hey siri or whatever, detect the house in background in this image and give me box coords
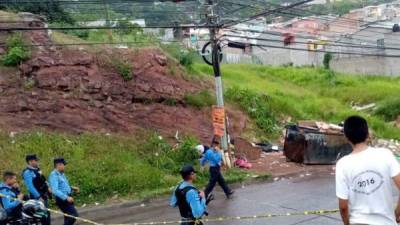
[329,21,400,76]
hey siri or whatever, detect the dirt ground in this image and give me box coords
[250,152,335,177]
[0,18,250,143]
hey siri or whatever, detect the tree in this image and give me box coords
[115,20,143,36]
[1,1,74,24]
[323,53,333,70]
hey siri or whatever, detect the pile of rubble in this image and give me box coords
[372,139,400,155]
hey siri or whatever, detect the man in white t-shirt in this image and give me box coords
[336,116,400,225]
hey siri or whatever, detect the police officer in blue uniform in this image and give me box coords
[49,157,79,225]
[170,165,206,225]
[201,139,234,199]
[22,154,51,225]
[0,171,24,221]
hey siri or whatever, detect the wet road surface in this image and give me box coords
[79,174,342,225]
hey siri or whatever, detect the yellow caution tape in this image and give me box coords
[0,193,339,225]
[0,193,101,225]
[109,209,340,225]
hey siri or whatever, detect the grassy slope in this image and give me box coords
[192,64,400,139]
[0,131,264,206]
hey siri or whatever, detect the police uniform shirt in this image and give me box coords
[170,181,206,219]
[49,169,72,201]
[22,167,42,199]
[0,183,21,213]
[200,148,223,167]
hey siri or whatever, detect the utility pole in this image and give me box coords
[103,0,113,42]
[206,0,230,165]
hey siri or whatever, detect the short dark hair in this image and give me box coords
[180,165,196,180]
[344,116,369,145]
[3,171,16,181]
[211,136,220,146]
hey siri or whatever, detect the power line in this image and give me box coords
[222,0,313,28]
[272,10,400,42]
[226,27,400,50]
[220,1,397,41]
[224,34,400,51]
[228,40,400,58]
[0,24,216,31]
[0,0,199,4]
[226,0,388,27]
[0,40,182,47]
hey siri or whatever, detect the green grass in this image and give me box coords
[192,64,400,139]
[111,58,133,81]
[374,97,400,122]
[0,131,266,206]
[184,90,214,109]
[1,33,31,66]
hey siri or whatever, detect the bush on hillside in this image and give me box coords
[184,90,214,108]
[0,132,203,203]
[323,53,333,69]
[225,86,277,134]
[115,20,143,36]
[1,33,30,66]
[2,47,30,66]
[111,58,133,81]
[374,97,400,121]
[3,2,74,24]
[178,50,196,69]
[161,44,201,69]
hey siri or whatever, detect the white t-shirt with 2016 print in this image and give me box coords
[336,147,400,225]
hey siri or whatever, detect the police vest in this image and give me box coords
[175,184,198,219]
[0,186,18,207]
[22,168,49,197]
[0,188,6,222]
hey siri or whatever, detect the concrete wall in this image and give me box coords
[224,32,325,66]
[331,56,388,76]
[330,28,400,76]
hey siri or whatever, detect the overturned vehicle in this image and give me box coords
[284,121,352,165]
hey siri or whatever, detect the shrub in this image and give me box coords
[6,33,25,49]
[163,98,178,106]
[1,33,30,66]
[179,50,195,68]
[111,59,133,81]
[0,131,251,204]
[184,90,214,108]
[225,86,276,134]
[135,133,199,173]
[2,47,30,66]
[374,97,400,121]
[323,53,333,69]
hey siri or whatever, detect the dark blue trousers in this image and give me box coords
[204,166,231,197]
[55,197,79,225]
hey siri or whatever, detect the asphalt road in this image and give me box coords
[74,173,343,225]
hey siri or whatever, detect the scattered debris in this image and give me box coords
[298,120,343,133]
[9,131,16,138]
[253,142,283,153]
[234,157,252,169]
[352,103,376,112]
[372,139,400,154]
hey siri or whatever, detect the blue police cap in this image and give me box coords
[25,154,38,163]
[54,157,67,165]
